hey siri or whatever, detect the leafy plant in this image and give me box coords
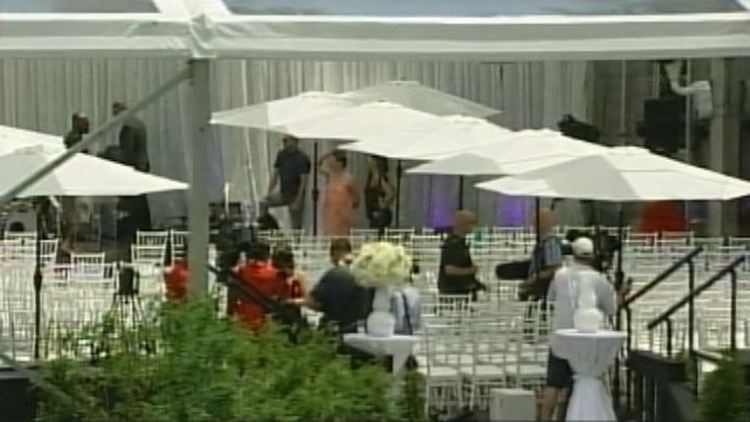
[36,299,422,422]
[700,353,750,422]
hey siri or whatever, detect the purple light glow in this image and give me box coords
[496,195,528,227]
[426,175,455,228]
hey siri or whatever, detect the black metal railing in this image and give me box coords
[627,350,696,422]
[617,247,702,413]
[647,255,744,357]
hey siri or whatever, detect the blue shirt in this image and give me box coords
[274,148,311,201]
[528,235,564,278]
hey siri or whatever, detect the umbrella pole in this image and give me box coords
[395,160,403,227]
[33,199,44,361]
[312,143,319,236]
[616,205,625,289]
[534,198,541,244]
[458,176,465,210]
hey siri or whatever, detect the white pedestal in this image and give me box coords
[489,388,536,422]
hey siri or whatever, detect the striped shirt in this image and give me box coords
[528,235,564,278]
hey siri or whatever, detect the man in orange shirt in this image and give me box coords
[233,241,287,330]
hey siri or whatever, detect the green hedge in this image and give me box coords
[36,299,424,422]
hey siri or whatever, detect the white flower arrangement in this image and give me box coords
[350,241,413,289]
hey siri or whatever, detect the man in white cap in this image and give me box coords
[540,236,617,421]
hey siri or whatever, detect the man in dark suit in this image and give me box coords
[112,102,151,250]
[112,102,149,172]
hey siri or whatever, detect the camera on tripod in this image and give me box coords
[116,264,141,296]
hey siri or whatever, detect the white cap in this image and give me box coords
[572,237,594,257]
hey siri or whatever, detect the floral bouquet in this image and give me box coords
[350,241,412,289]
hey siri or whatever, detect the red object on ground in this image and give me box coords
[638,201,687,233]
[164,260,189,302]
[234,262,286,329]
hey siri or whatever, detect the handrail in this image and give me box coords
[647,255,744,355]
[622,247,703,308]
[618,247,702,413]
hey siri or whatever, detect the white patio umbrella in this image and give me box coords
[211,91,358,234]
[475,146,750,202]
[348,80,500,118]
[0,145,188,361]
[0,146,188,197]
[0,124,64,155]
[340,115,513,160]
[212,83,500,230]
[339,115,513,212]
[276,101,444,140]
[405,129,607,207]
[476,145,750,289]
[210,91,354,129]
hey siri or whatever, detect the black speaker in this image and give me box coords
[639,96,685,154]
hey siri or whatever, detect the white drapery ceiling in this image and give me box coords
[2,0,750,60]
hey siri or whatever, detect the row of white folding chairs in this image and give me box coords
[416,299,551,412]
[0,238,58,267]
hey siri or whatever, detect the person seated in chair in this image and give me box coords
[164,243,189,303]
[306,238,369,334]
[233,241,287,330]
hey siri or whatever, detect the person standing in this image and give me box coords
[438,210,484,298]
[540,237,617,421]
[520,208,564,301]
[113,102,149,172]
[262,136,311,230]
[61,113,90,253]
[364,155,395,233]
[112,102,152,254]
[319,150,359,237]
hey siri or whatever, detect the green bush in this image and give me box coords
[36,299,422,422]
[700,353,750,422]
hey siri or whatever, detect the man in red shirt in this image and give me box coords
[233,241,287,330]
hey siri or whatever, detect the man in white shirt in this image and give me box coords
[540,237,616,422]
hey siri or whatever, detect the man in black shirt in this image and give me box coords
[61,113,90,253]
[308,239,369,333]
[261,136,311,230]
[438,210,484,297]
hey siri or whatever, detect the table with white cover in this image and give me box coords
[551,329,626,422]
[343,333,419,374]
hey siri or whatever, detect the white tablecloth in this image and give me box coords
[343,333,419,374]
[551,329,626,422]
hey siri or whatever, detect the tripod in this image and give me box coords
[110,264,144,327]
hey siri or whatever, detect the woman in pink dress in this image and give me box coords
[319,150,359,236]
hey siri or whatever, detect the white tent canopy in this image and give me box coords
[0,0,195,57]
[3,0,750,60]
[198,0,750,61]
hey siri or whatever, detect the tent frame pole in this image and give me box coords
[187,59,212,296]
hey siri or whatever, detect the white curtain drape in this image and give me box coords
[0,57,591,231]
[0,58,211,230]
[213,59,593,230]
